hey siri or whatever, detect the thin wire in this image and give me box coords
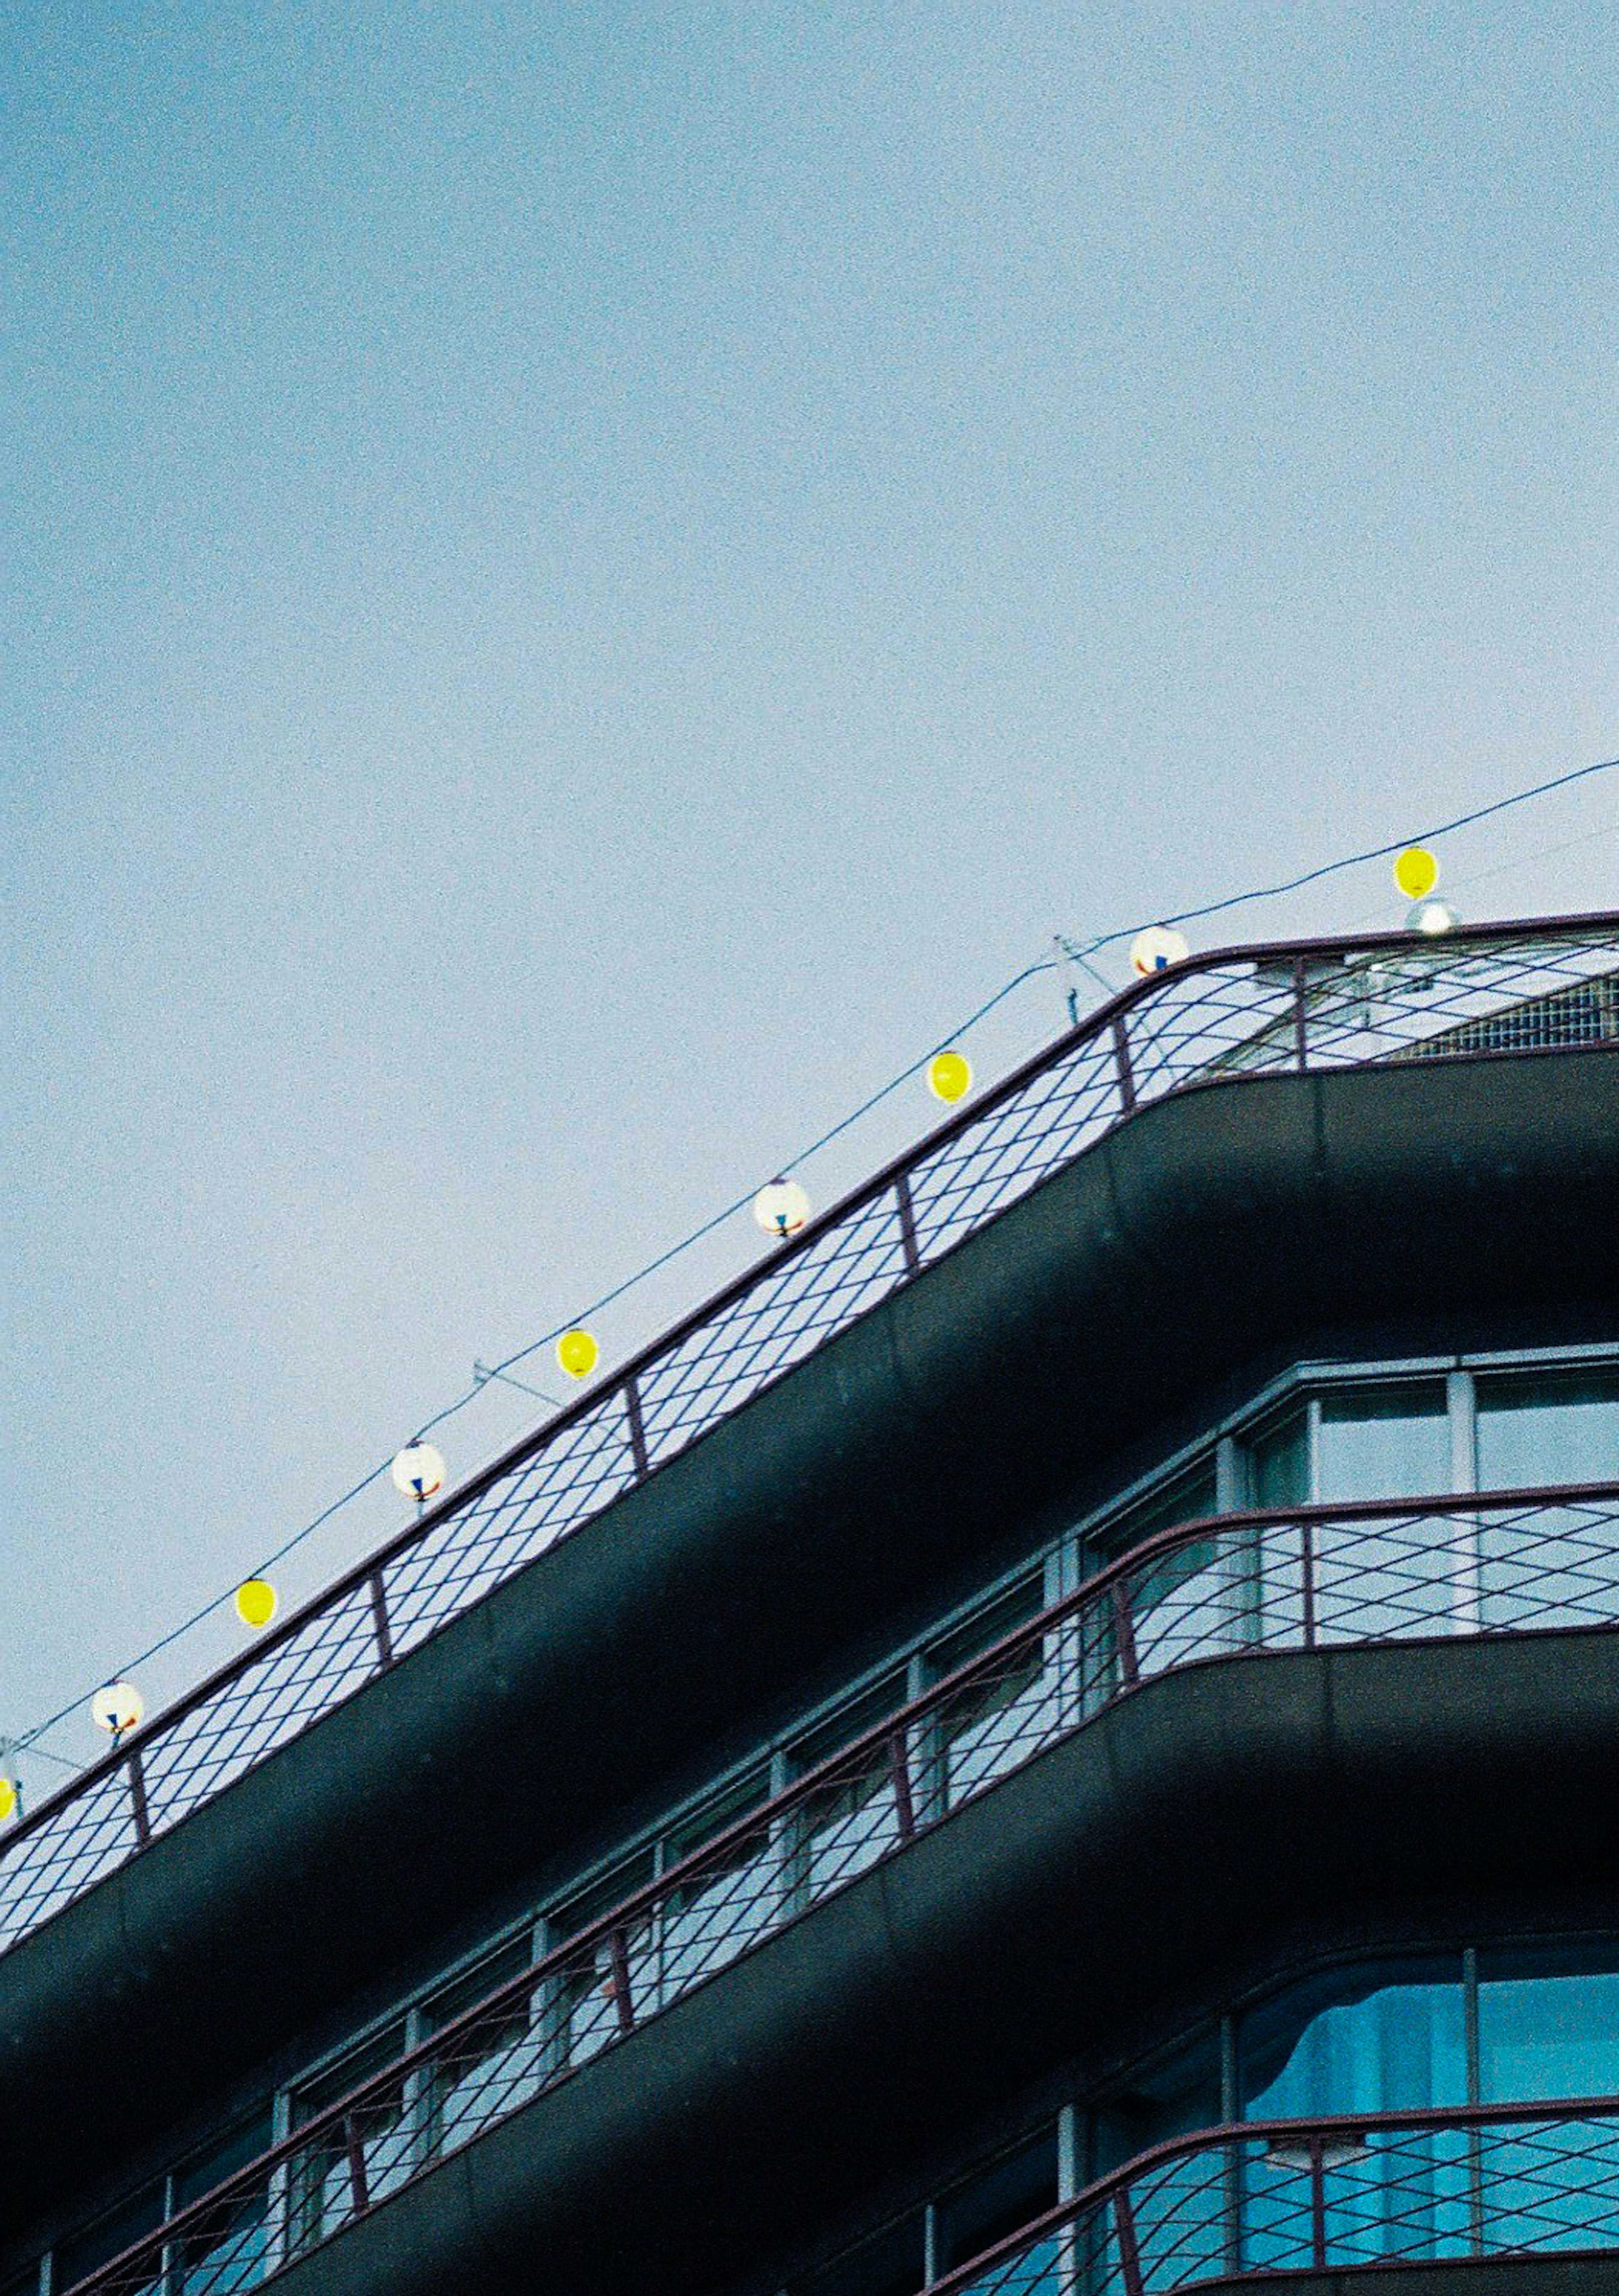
[17,750,1617,1759]
[1065,752,1619,959]
[487,957,1057,1379]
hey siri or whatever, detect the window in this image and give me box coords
[1241,1961,1466,2120]
[934,2130,1060,2286]
[1477,1944,1619,2103]
[172,2110,276,2296]
[793,2213,925,2296]
[1250,1410,1309,1509]
[926,1578,1053,1813]
[547,1854,657,2070]
[1476,1369,1619,1490]
[1317,1383,1450,1504]
[288,2024,411,2250]
[790,1674,910,1906]
[423,1939,539,2162]
[53,2182,166,2296]
[659,1768,776,1998]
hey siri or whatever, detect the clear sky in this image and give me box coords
[3,1,1617,1781]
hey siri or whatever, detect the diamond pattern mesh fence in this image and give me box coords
[3,924,1615,1963]
[927,2102,1619,2296]
[54,1480,1619,2296]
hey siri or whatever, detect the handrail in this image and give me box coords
[55,1478,1619,2296]
[922,2089,1619,2296]
[5,911,1617,1955]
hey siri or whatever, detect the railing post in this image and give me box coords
[345,2115,370,2217]
[624,1375,651,1481]
[368,1569,395,1671]
[1113,2184,1146,2296]
[1309,2132,1327,2270]
[1293,954,1309,1072]
[607,1925,635,2036]
[1299,1523,1316,1651]
[1112,1015,1137,1113]
[893,1170,922,1276]
[889,1731,917,1842]
[1111,1579,1140,1692]
[1223,2136,1243,2280]
[126,1745,151,1848]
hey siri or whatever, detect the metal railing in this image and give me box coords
[924,2092,1619,2295]
[4,914,1617,1959]
[56,1479,1619,2296]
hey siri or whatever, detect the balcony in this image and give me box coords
[48,1479,1619,2296]
[3,914,1618,1970]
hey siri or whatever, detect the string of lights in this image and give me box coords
[11,750,1617,1776]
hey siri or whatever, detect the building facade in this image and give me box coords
[3,916,1619,2296]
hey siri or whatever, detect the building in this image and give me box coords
[4,912,1619,2296]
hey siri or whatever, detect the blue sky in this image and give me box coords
[3,0,1617,1775]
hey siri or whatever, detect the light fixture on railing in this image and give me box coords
[1393,846,1440,900]
[1130,926,1190,976]
[1408,897,1458,936]
[556,1328,600,1380]
[391,1442,446,1506]
[753,1177,810,1241]
[234,1579,278,1630]
[927,1050,973,1105]
[0,1775,15,1823]
[91,1681,144,1744]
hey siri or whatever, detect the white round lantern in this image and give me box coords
[1408,898,1458,937]
[753,1176,810,1240]
[1130,926,1190,977]
[91,1681,144,1737]
[391,1442,446,1502]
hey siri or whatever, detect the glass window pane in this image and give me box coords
[935,2130,1059,2275]
[172,2108,278,2296]
[927,1579,1059,1812]
[1478,1951,1619,2101]
[1242,1962,1466,2118]
[290,2023,411,2246]
[1090,1463,1218,1569]
[1317,1383,1450,1503]
[54,2183,167,2294]
[1250,1411,1309,1509]
[547,1856,656,2069]
[1476,1370,1619,1491]
[425,1939,539,2158]
[793,2212,925,2296]
[660,1779,778,2001]
[1476,1947,1619,2253]
[177,2183,273,2296]
[1240,1963,1469,2277]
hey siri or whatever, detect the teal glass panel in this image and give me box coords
[1477,1373,1619,1627]
[793,2212,923,2296]
[1317,1383,1450,1503]
[1477,1952,1619,2252]
[1313,1386,1455,1642]
[1240,1964,1467,2274]
[1250,1411,1309,1509]
[935,2130,1059,2284]
[1476,1370,1619,1490]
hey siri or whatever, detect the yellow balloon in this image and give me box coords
[235,1578,278,1629]
[1393,846,1439,900]
[0,1778,15,1823]
[557,1327,600,1380]
[928,1051,973,1105]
